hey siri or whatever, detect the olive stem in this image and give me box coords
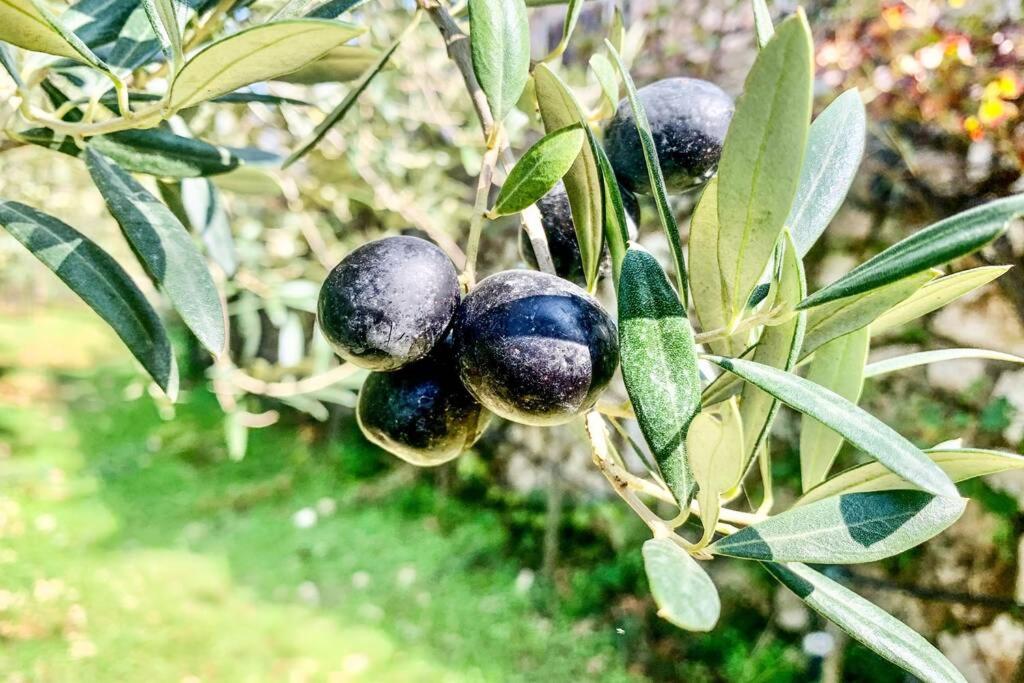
[693,305,784,345]
[462,125,502,286]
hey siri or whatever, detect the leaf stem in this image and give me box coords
[462,124,502,287]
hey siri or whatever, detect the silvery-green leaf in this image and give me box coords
[789,89,866,257]
[751,0,773,48]
[273,45,380,84]
[643,538,720,632]
[871,265,1011,335]
[687,399,744,541]
[492,124,585,216]
[764,562,967,683]
[606,41,688,301]
[85,148,226,357]
[864,348,1024,378]
[710,490,964,563]
[0,200,177,398]
[589,53,618,112]
[168,19,364,111]
[0,0,109,69]
[534,64,604,289]
[141,0,183,68]
[800,195,1024,310]
[800,327,869,491]
[716,12,813,321]
[157,178,238,277]
[620,247,701,507]
[740,231,805,468]
[589,127,628,287]
[468,0,530,123]
[798,447,1024,506]
[801,270,934,357]
[706,356,958,497]
[61,0,140,48]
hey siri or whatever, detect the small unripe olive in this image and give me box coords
[452,270,619,426]
[519,180,640,283]
[357,338,491,466]
[604,77,734,195]
[318,236,459,371]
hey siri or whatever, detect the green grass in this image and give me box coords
[0,308,640,682]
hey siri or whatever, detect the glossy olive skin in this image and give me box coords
[519,180,640,283]
[357,338,492,466]
[318,236,460,371]
[452,270,619,426]
[604,77,734,195]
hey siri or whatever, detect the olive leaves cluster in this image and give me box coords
[467,2,1023,682]
[2,1,1024,681]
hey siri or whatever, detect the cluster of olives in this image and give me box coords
[317,77,733,465]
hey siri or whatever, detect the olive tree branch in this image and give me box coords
[417,0,556,276]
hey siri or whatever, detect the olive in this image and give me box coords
[452,270,619,426]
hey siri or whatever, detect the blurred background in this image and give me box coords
[3,0,1024,680]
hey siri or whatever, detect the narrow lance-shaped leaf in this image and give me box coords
[468,0,530,123]
[0,42,23,87]
[142,0,184,69]
[85,148,227,357]
[800,327,869,491]
[606,41,688,302]
[286,13,419,167]
[305,0,368,18]
[0,200,178,398]
[751,0,774,48]
[765,562,968,683]
[789,89,866,257]
[643,538,720,632]
[687,399,745,544]
[864,348,1024,378]
[801,270,934,357]
[61,0,140,48]
[740,232,806,469]
[491,125,585,216]
[0,0,110,69]
[168,19,364,112]
[710,490,965,564]
[274,46,381,85]
[589,53,618,113]
[799,194,1024,310]
[158,178,239,277]
[534,64,604,290]
[717,12,813,321]
[871,265,1011,335]
[705,356,958,497]
[588,127,629,288]
[620,247,701,507]
[799,447,1024,506]
[545,0,584,61]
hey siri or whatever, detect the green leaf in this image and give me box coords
[751,0,774,48]
[468,0,530,123]
[606,41,688,302]
[492,125,585,216]
[690,178,743,356]
[740,232,806,468]
[285,13,416,167]
[0,200,178,398]
[801,270,934,358]
[717,12,813,321]
[864,348,1024,378]
[589,127,629,288]
[273,45,380,84]
[0,0,109,68]
[871,265,1011,335]
[546,0,583,61]
[141,0,183,69]
[799,194,1024,310]
[85,148,226,357]
[106,4,163,72]
[305,0,367,18]
[799,448,1024,506]
[158,178,238,277]
[643,538,720,632]
[620,247,701,507]
[710,490,965,563]
[687,398,745,542]
[0,42,24,87]
[61,0,140,48]
[800,327,869,491]
[764,562,967,683]
[589,53,618,113]
[789,89,866,257]
[168,19,364,111]
[534,64,604,290]
[706,356,958,497]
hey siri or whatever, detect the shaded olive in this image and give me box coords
[452,270,619,426]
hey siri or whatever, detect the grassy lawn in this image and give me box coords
[0,308,640,682]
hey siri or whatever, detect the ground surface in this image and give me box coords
[0,307,639,682]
